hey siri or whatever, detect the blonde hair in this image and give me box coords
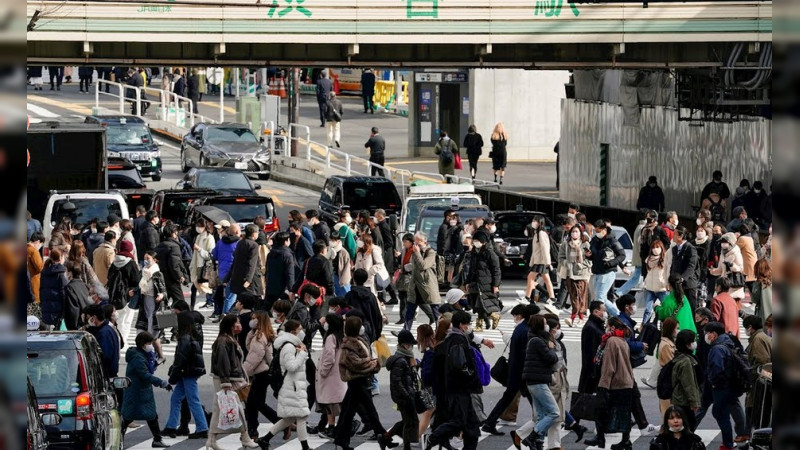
[491,122,507,141]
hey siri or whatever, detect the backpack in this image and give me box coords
[267,342,295,396]
[657,359,676,400]
[726,335,754,395]
[472,347,491,386]
[439,139,454,165]
[425,248,447,285]
[107,268,127,310]
[709,197,725,223]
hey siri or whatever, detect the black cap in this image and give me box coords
[648,176,657,183]
[107,214,121,224]
[396,330,417,346]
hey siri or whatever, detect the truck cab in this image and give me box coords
[400,183,482,233]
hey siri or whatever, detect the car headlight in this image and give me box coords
[255,149,271,160]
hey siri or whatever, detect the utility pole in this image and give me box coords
[288,68,301,156]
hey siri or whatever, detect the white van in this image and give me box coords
[400,183,482,233]
[43,191,129,247]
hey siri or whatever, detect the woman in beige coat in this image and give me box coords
[710,232,745,301]
[656,317,679,416]
[190,218,216,301]
[643,239,672,325]
[524,215,555,303]
[558,225,592,327]
[354,234,386,297]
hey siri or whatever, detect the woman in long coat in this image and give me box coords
[315,313,347,437]
[122,332,171,448]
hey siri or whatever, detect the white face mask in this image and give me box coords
[754,189,761,194]
[630,305,638,315]
[568,213,576,219]
[331,241,341,250]
[465,325,473,334]
[143,259,152,268]
[489,225,497,234]
[196,227,205,234]
[323,323,329,332]
[449,219,457,227]
[696,231,707,240]
[544,325,550,333]
[112,312,119,322]
[602,311,609,321]
[249,319,258,330]
[571,232,581,240]
[356,240,365,249]
[473,241,484,249]
[144,344,155,353]
[673,219,679,227]
[345,215,353,224]
[704,334,713,345]
[554,330,563,340]
[669,426,685,433]
[689,342,698,351]
[696,218,704,226]
[721,242,731,251]
[297,330,306,342]
[359,326,366,336]
[652,247,662,256]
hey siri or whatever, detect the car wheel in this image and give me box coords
[180,147,189,173]
[258,173,271,181]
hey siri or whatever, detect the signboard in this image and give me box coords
[415,72,467,83]
[415,73,441,83]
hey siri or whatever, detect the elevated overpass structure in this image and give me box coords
[27,0,771,67]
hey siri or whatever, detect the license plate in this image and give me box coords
[234,162,248,170]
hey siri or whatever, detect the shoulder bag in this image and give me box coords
[490,341,510,386]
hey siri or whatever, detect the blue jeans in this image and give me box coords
[527,383,560,438]
[616,266,642,296]
[166,377,208,432]
[333,274,351,297]
[712,388,744,448]
[222,284,237,314]
[643,290,668,325]
[593,272,619,317]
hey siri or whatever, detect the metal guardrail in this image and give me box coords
[95,79,212,127]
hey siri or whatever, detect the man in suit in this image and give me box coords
[316,69,333,127]
[361,68,376,114]
[670,226,700,311]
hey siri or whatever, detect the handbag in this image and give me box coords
[569,392,601,421]
[374,334,391,366]
[490,340,510,386]
[454,152,463,170]
[155,309,178,329]
[203,259,219,289]
[234,382,251,402]
[297,260,325,307]
[639,315,661,356]
[375,264,391,290]
[728,271,746,288]
[413,370,435,413]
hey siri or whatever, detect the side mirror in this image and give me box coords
[41,412,62,426]
[112,377,131,390]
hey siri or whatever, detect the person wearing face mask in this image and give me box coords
[406,231,442,329]
[314,314,346,438]
[742,315,771,433]
[327,233,352,297]
[256,319,312,450]
[84,304,121,378]
[524,215,556,306]
[382,330,421,450]
[653,317,679,415]
[668,330,703,432]
[353,234,386,297]
[465,230,502,332]
[700,170,731,213]
[289,222,314,279]
[208,315,259,449]
[637,175,666,213]
[578,301,607,397]
[559,224,592,327]
[441,212,465,284]
[589,221,626,317]
[27,231,45,304]
[241,311,279,439]
[334,210,358,260]
[394,233,416,326]
[695,209,714,235]
[743,180,768,226]
[189,218,216,308]
[427,311,482,450]
[640,210,671,280]
[660,211,679,241]
[693,226,712,303]
[670,227,700,312]
[542,317,577,450]
[121,331,172,448]
[643,239,672,327]
[334,316,387,450]
[163,312,209,440]
[709,233,745,303]
[135,251,166,362]
[616,210,649,299]
[584,318,635,450]
[702,321,748,450]
[649,406,705,450]
[39,248,69,329]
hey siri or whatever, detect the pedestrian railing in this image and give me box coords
[95,79,204,127]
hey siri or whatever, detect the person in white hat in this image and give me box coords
[215,219,231,231]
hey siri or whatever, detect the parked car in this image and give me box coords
[27,331,129,450]
[494,210,556,273]
[180,122,271,180]
[415,204,493,252]
[85,115,162,181]
[151,188,220,227]
[108,157,146,190]
[318,176,402,226]
[43,191,129,250]
[28,377,62,450]
[610,225,635,287]
[175,167,262,196]
[189,194,280,235]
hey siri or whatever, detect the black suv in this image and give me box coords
[85,115,162,181]
[28,377,62,450]
[108,157,147,190]
[318,176,402,226]
[189,194,280,235]
[494,210,555,273]
[151,189,220,227]
[27,332,129,450]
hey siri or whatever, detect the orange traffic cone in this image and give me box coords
[277,76,287,99]
[268,77,276,95]
[333,75,341,95]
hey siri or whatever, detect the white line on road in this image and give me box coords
[26,102,59,118]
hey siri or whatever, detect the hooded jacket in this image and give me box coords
[386,352,417,406]
[63,278,92,330]
[39,263,68,326]
[108,254,141,292]
[122,347,168,421]
[339,335,379,382]
[273,331,310,418]
[212,234,239,281]
[436,329,482,395]
[345,285,383,342]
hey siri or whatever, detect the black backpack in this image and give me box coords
[656,359,676,400]
[726,334,754,395]
[439,139,454,164]
[709,197,725,223]
[267,342,295,397]
[106,269,127,310]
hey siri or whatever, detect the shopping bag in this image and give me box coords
[216,389,243,431]
[569,392,601,422]
[490,355,509,386]
[374,334,391,366]
[454,152,463,170]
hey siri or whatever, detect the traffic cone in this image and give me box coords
[333,75,341,95]
[277,76,287,99]
[268,77,276,95]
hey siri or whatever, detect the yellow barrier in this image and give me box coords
[373,80,409,110]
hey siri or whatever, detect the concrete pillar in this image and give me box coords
[394,71,404,106]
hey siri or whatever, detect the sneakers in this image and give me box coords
[161,428,177,438]
[640,377,656,389]
[497,419,517,426]
[640,424,659,436]
[151,441,169,448]
[564,317,574,327]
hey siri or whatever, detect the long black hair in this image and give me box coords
[324,313,344,347]
[660,405,696,436]
[668,273,686,310]
[177,311,197,340]
[218,314,238,337]
[532,215,547,242]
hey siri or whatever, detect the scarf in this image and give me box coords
[402,247,413,266]
[647,253,664,270]
[593,329,626,365]
[695,236,708,245]
[396,345,415,359]
[568,239,584,264]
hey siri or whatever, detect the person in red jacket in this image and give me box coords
[710,277,740,339]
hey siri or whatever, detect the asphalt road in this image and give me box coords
[26,82,736,450]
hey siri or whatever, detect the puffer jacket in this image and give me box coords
[644,250,672,293]
[211,334,245,382]
[169,333,206,383]
[706,333,738,390]
[39,263,68,326]
[212,234,239,281]
[386,353,417,407]
[273,331,310,418]
[528,229,552,266]
[243,330,273,377]
[465,245,501,295]
[122,347,168,421]
[590,233,626,275]
[522,332,559,385]
[558,239,592,281]
[339,336,379,382]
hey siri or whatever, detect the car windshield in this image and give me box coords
[343,182,401,212]
[405,197,481,232]
[496,214,535,239]
[418,208,491,251]
[52,199,123,228]
[106,123,152,146]
[196,172,252,191]
[109,168,144,189]
[207,127,258,143]
[27,351,81,398]
[211,201,274,223]
[612,228,633,250]
[162,197,197,225]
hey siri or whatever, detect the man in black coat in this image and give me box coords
[155,224,189,304]
[465,231,502,330]
[316,69,333,127]
[265,232,296,311]
[306,210,330,244]
[63,264,92,330]
[187,69,200,114]
[364,127,386,177]
[375,209,400,305]
[636,176,666,212]
[345,269,383,343]
[137,210,160,258]
[670,226,700,311]
[578,301,606,395]
[228,224,261,307]
[295,240,334,295]
[360,68,376,114]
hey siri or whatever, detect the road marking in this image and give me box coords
[28,94,94,115]
[382,159,438,165]
[199,101,236,114]
[26,102,59,118]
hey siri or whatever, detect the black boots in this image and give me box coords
[257,431,274,449]
[521,431,543,450]
[610,440,632,450]
[567,423,588,442]
[584,435,606,448]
